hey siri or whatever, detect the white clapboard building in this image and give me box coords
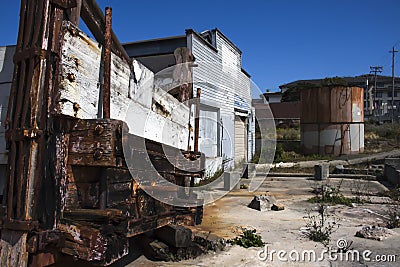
[124,28,255,174]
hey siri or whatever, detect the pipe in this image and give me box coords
[194,88,201,152]
[103,7,112,119]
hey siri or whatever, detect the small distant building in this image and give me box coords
[269,101,301,127]
[263,91,282,103]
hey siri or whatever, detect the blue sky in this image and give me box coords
[1,0,399,91]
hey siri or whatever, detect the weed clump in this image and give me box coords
[302,205,339,246]
[228,229,265,248]
[386,205,400,229]
[308,179,361,206]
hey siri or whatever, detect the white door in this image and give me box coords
[234,115,247,163]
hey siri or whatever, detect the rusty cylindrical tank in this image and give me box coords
[300,86,364,155]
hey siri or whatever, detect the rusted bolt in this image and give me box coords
[74,58,80,68]
[67,73,75,82]
[94,124,104,135]
[73,103,80,112]
[93,148,103,160]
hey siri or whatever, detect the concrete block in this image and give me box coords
[149,240,170,261]
[248,195,276,211]
[193,231,226,252]
[242,163,256,178]
[384,158,400,186]
[223,171,240,191]
[355,226,392,241]
[314,164,329,180]
[271,203,285,211]
[154,225,192,248]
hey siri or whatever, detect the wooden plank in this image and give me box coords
[61,241,95,262]
[74,182,99,208]
[58,222,105,249]
[0,230,28,267]
[68,153,116,166]
[104,168,132,183]
[69,135,114,154]
[107,182,131,206]
[57,23,190,150]
[63,209,125,222]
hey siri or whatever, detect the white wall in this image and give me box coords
[189,31,252,169]
[0,45,15,195]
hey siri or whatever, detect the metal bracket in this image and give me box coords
[13,47,51,63]
[2,219,39,231]
[5,128,43,142]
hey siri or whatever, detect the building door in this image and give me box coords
[199,106,220,158]
[234,115,247,163]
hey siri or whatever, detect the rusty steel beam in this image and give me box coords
[81,0,131,63]
[68,0,82,26]
[103,7,112,119]
[50,0,77,9]
[194,88,201,152]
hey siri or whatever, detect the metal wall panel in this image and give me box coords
[350,124,360,152]
[301,86,364,155]
[301,88,318,123]
[0,46,14,166]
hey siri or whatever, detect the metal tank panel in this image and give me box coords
[300,86,364,155]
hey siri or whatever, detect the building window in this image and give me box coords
[388,91,398,97]
[376,92,383,98]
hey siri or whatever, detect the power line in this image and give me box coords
[371,40,400,74]
[370,66,383,117]
[389,47,398,123]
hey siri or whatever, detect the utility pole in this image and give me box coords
[370,66,383,119]
[390,47,398,124]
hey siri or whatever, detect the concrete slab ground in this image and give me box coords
[126,176,400,267]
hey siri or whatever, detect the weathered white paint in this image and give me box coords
[301,124,320,150]
[199,107,219,157]
[247,107,256,161]
[360,124,365,150]
[204,157,223,178]
[189,30,252,169]
[58,24,189,150]
[301,123,364,154]
[352,103,362,122]
[350,124,360,152]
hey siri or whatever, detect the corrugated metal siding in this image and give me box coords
[0,46,15,165]
[190,32,251,165]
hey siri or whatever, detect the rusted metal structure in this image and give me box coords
[0,0,204,266]
[300,86,364,155]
